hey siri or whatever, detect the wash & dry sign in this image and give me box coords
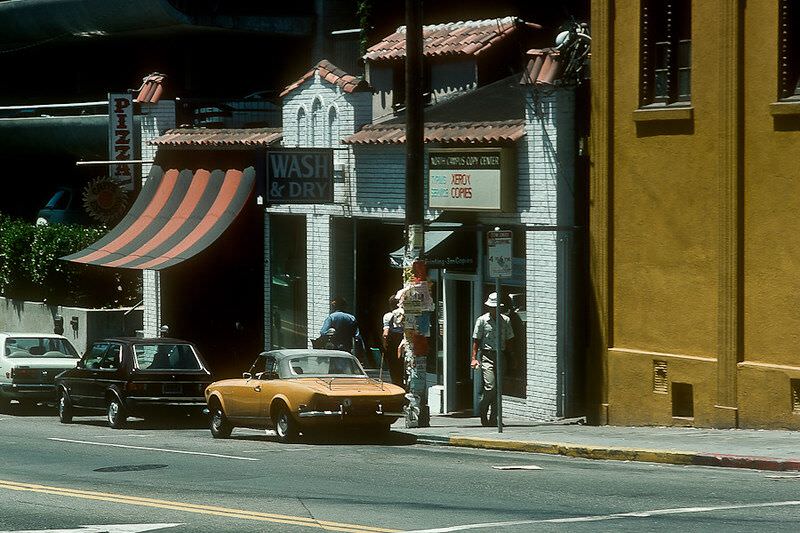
[266,148,333,204]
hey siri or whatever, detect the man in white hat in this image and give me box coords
[470,292,514,426]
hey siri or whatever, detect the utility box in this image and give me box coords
[428,384,445,415]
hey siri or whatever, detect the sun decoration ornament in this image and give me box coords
[82,176,129,224]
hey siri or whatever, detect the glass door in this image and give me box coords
[444,276,477,413]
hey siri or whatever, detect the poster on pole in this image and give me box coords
[487,230,513,278]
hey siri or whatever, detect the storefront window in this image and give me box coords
[270,215,307,349]
[481,284,526,399]
[482,227,526,399]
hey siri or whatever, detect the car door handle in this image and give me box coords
[254,385,261,392]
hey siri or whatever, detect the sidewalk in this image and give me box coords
[393,414,800,472]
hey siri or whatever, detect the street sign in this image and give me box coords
[487,230,513,278]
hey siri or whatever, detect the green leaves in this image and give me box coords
[0,214,140,307]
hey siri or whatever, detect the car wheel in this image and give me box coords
[274,403,298,443]
[209,404,232,439]
[58,390,73,424]
[106,397,127,429]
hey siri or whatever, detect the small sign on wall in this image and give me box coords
[428,148,515,211]
[265,148,334,204]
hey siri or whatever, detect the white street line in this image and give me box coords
[404,499,800,532]
[92,434,152,439]
[491,465,542,471]
[0,523,183,533]
[48,438,258,461]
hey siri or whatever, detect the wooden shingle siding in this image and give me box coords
[352,145,406,217]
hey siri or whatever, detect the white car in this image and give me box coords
[0,333,80,411]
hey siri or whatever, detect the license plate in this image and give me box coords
[162,383,181,394]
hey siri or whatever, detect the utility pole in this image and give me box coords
[400,0,430,428]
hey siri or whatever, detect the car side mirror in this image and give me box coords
[76,360,84,369]
[242,372,252,380]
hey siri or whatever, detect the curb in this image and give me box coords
[412,435,800,472]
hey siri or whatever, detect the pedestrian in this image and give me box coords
[382,295,405,386]
[319,296,365,357]
[470,292,514,427]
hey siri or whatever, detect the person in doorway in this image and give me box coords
[471,292,514,426]
[320,296,365,357]
[382,295,405,386]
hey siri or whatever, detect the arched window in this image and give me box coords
[327,106,338,147]
[296,107,307,147]
[310,98,323,147]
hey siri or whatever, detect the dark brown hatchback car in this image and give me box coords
[55,337,213,428]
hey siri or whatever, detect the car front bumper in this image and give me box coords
[298,408,405,419]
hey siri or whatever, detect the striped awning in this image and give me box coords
[62,165,255,270]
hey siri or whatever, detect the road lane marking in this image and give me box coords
[490,465,542,470]
[92,434,153,438]
[48,438,258,462]
[1,523,182,533]
[403,499,800,531]
[0,480,399,533]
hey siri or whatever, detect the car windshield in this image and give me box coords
[5,337,79,359]
[134,343,203,370]
[44,189,70,210]
[287,355,365,377]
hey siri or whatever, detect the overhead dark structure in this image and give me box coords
[62,165,254,270]
[389,224,476,270]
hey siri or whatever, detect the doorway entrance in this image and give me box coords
[444,275,480,413]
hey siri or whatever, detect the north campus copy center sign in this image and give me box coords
[428,148,514,211]
[266,148,333,204]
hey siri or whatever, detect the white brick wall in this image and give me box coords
[306,214,331,343]
[139,101,175,337]
[498,86,576,421]
[139,101,176,182]
[142,270,160,337]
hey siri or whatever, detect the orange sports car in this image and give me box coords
[204,349,406,442]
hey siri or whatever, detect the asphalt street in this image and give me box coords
[1,405,799,532]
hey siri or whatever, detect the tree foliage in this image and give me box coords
[0,214,140,308]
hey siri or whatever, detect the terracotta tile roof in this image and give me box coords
[280,59,371,98]
[150,128,282,147]
[134,72,166,104]
[364,17,540,61]
[342,119,524,145]
[521,49,563,85]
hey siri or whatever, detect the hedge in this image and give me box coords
[0,214,140,308]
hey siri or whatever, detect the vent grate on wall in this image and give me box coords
[653,360,668,393]
[792,379,800,414]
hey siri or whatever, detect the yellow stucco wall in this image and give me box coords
[594,0,800,428]
[742,5,800,369]
[611,3,719,357]
[608,349,717,427]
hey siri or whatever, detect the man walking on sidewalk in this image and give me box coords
[471,292,514,427]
